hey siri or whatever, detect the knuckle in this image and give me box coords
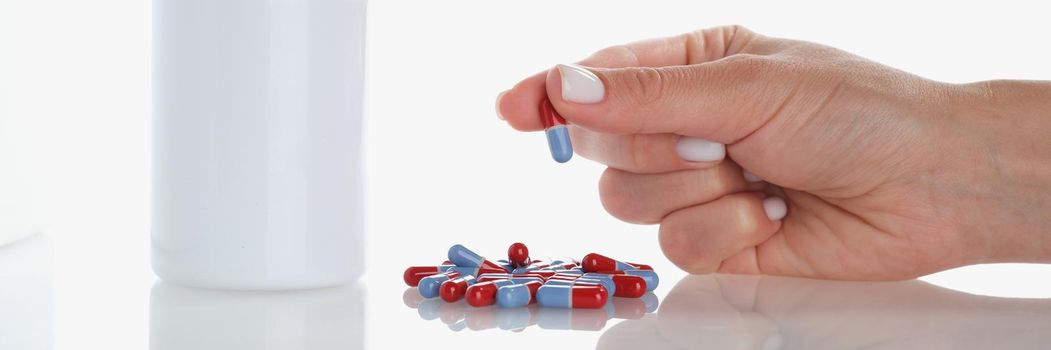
[598,168,659,224]
[616,67,667,108]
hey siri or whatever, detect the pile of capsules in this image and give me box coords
[403,243,659,309]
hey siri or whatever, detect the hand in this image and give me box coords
[497,26,1051,280]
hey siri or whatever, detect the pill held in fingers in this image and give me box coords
[540,98,573,163]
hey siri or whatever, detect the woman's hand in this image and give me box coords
[497,26,1051,280]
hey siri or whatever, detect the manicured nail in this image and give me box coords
[557,64,605,104]
[743,170,762,183]
[762,197,787,221]
[676,136,726,162]
[495,90,508,121]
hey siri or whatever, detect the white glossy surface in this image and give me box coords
[152,0,367,289]
[4,0,1051,348]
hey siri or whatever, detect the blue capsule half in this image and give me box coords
[448,244,485,267]
[546,125,573,163]
[496,284,532,308]
[418,273,455,298]
[579,274,617,296]
[547,278,615,297]
[536,284,573,308]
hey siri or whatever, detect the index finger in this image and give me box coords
[498,26,756,131]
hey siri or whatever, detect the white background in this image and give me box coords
[2,0,1051,349]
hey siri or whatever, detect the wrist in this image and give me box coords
[948,80,1051,263]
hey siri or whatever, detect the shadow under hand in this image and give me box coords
[403,288,658,332]
[150,282,365,350]
[597,274,1051,350]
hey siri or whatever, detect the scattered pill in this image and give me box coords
[595,269,659,291]
[406,243,659,332]
[439,275,477,302]
[418,271,461,298]
[536,284,608,309]
[448,244,508,272]
[495,280,542,308]
[507,242,531,268]
[466,279,516,307]
[403,265,455,287]
[581,253,636,272]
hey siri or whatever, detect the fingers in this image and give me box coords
[546,56,788,143]
[658,193,786,274]
[570,130,725,173]
[598,163,764,224]
[498,25,764,133]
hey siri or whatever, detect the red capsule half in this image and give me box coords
[403,265,452,287]
[581,253,635,272]
[440,275,477,302]
[610,274,647,298]
[465,280,514,307]
[507,242,531,268]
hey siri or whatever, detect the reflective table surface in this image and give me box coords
[4,234,1051,350]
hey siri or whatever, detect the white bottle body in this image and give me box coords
[152,0,366,290]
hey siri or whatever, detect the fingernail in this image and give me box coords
[676,136,726,162]
[743,170,762,183]
[557,64,605,104]
[762,197,787,221]
[495,90,508,121]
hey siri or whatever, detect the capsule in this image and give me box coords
[626,262,653,271]
[585,273,647,298]
[581,253,637,272]
[447,244,507,272]
[465,279,515,307]
[507,242,531,268]
[540,262,578,270]
[445,266,508,279]
[594,269,659,291]
[418,271,461,298]
[496,280,543,308]
[545,277,615,297]
[439,275,477,302]
[403,265,455,287]
[523,270,556,280]
[536,284,608,309]
[540,98,573,163]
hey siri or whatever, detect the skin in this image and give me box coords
[497,26,1051,280]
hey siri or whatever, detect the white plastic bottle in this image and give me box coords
[152,0,367,290]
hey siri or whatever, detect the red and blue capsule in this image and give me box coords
[403,264,455,287]
[496,280,543,308]
[540,98,573,163]
[465,279,516,307]
[418,271,461,298]
[439,275,478,302]
[581,253,637,272]
[448,244,508,273]
[536,284,608,309]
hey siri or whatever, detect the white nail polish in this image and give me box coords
[495,90,508,121]
[743,170,762,183]
[676,136,726,162]
[763,197,787,221]
[557,64,605,104]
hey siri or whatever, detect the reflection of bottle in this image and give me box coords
[150,282,365,350]
[0,58,46,246]
[152,0,367,289]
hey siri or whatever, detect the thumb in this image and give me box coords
[545,58,789,144]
